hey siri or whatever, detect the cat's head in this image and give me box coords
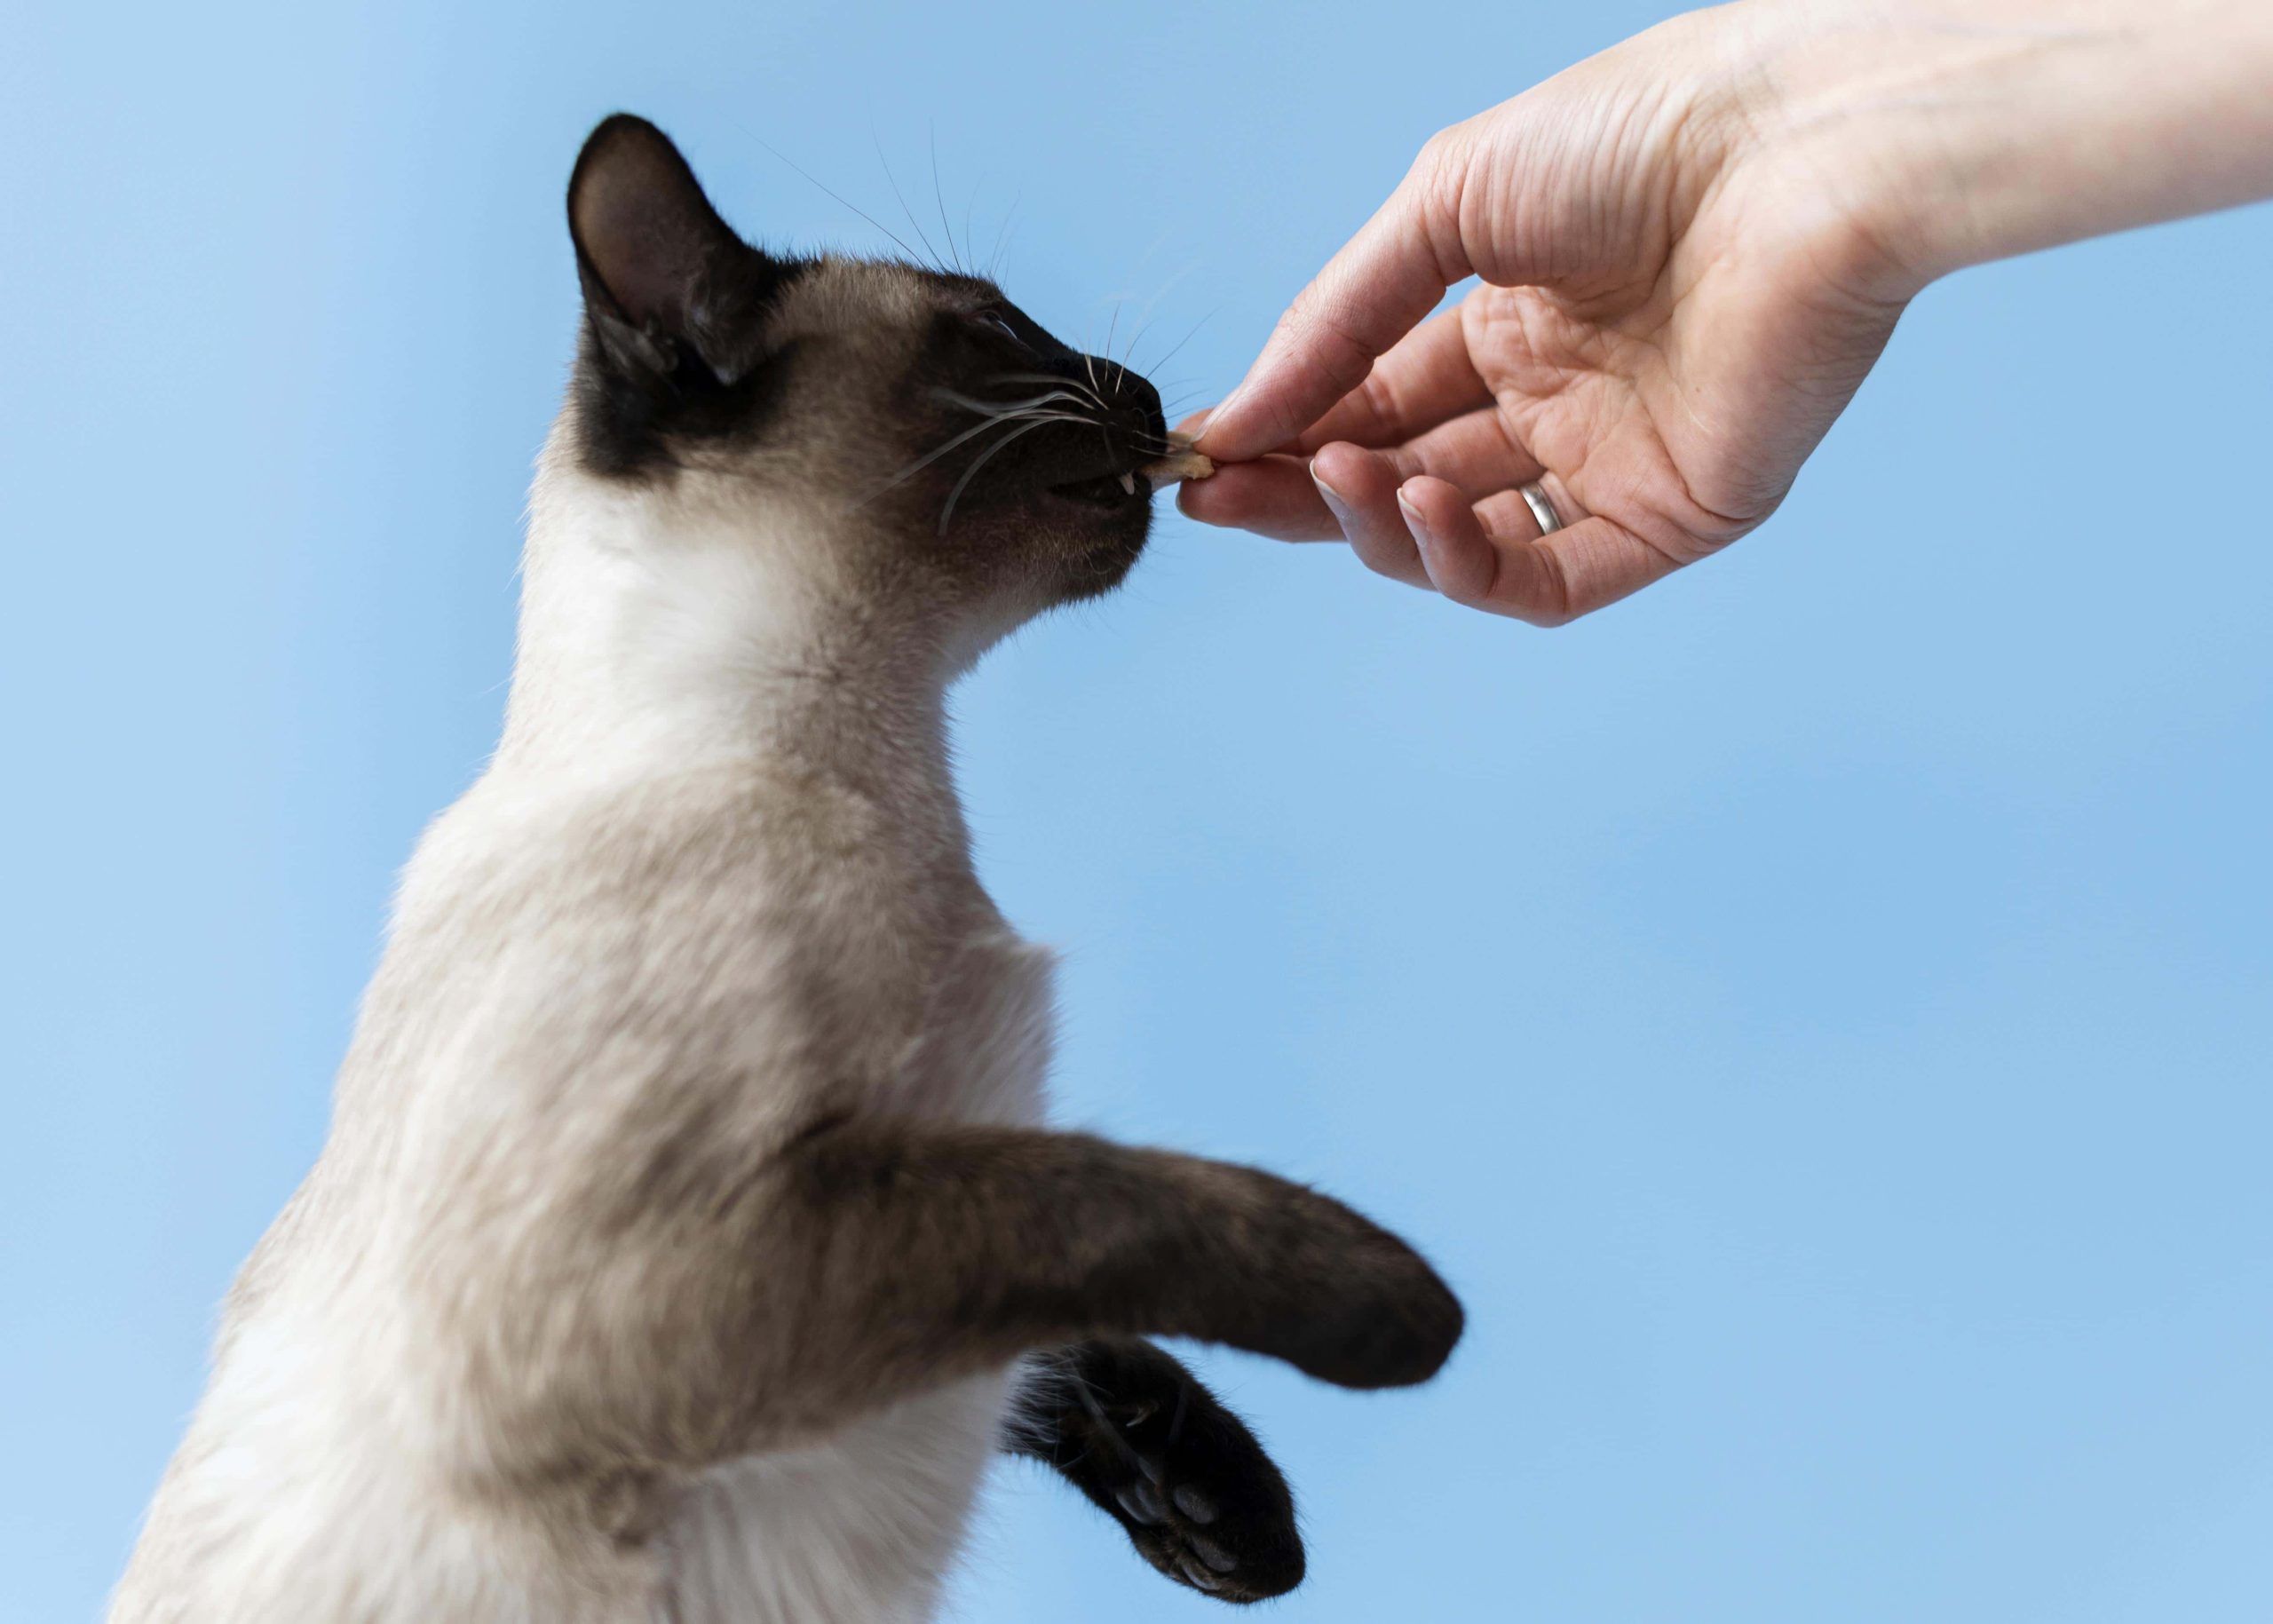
[558,115,1169,660]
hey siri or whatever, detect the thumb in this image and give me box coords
[1197,135,1476,463]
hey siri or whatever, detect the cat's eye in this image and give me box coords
[976,309,1025,346]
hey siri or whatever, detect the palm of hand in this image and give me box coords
[1185,64,1910,622]
[1461,172,1902,578]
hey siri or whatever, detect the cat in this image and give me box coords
[107,115,1462,1624]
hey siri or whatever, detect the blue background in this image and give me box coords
[6,2,2269,1619]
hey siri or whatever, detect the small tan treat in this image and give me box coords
[1140,432,1216,488]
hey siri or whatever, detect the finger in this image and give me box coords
[1358,408,1543,497]
[1394,475,1677,626]
[1197,140,1474,462]
[1292,307,1492,454]
[1179,404,1540,541]
[1309,442,1431,590]
[1176,454,1340,542]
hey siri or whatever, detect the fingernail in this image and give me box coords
[1311,463,1353,531]
[1397,487,1435,549]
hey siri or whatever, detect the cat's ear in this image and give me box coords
[567,115,786,389]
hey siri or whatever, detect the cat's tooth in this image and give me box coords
[1118,471,1136,495]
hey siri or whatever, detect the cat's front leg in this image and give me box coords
[449,1118,1461,1493]
[1007,1338,1303,1604]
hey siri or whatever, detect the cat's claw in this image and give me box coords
[1116,1481,1167,1525]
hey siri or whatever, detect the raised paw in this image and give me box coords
[1249,1184,1467,1390]
[1016,1339,1303,1604]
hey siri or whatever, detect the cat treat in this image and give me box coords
[1142,431,1215,487]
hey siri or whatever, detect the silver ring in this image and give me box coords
[1517,481,1564,535]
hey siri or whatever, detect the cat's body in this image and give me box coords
[115,454,1048,1623]
[111,117,1460,1623]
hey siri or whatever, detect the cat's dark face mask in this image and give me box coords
[564,115,1171,627]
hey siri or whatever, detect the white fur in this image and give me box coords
[110,439,1065,1623]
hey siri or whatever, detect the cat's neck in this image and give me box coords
[496,448,962,830]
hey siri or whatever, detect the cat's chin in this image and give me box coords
[1047,506,1152,605]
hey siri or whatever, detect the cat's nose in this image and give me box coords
[1087,358,1165,446]
[1130,381,1168,448]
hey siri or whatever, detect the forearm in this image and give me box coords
[1739,0,2273,288]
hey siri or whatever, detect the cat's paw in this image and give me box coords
[1102,1395,1303,1604]
[1259,1192,1466,1390]
[1034,1340,1303,1604]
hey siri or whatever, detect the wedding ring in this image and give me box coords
[1517,481,1564,535]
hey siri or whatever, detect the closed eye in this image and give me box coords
[977,310,1026,347]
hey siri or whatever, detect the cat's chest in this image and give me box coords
[883,927,1058,1127]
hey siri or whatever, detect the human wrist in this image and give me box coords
[1732,0,2273,290]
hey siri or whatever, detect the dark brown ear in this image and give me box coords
[567,114,786,388]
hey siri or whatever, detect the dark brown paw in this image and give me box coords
[1022,1340,1303,1604]
[1265,1200,1466,1390]
[1105,1399,1303,1604]
[1295,1264,1464,1389]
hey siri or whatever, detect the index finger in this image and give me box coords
[1196,139,1473,463]
[1293,306,1491,455]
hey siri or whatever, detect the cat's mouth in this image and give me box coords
[1049,468,1148,512]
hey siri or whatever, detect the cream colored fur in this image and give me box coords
[110,417,1060,1623]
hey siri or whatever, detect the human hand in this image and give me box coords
[1183,4,1915,623]
[1182,0,2273,624]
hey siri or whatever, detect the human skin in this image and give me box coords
[1182,0,2273,624]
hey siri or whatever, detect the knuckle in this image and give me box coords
[1406,132,1475,284]
[1408,129,1463,212]
[1415,121,1466,173]
[1353,540,1407,581]
[1351,533,1418,583]
[1444,575,1492,610]
[1504,598,1572,629]
[1530,553,1579,628]
[1430,543,1490,606]
[1356,371,1403,432]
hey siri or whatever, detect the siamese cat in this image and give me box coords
[109,115,1462,1624]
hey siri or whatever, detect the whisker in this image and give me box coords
[986,198,1021,278]
[986,372,1111,410]
[962,178,980,286]
[740,131,925,265]
[873,131,946,273]
[1117,321,1157,381]
[866,395,1172,508]
[936,387,1100,417]
[856,410,1059,505]
[941,394,1175,448]
[939,417,1058,535]
[970,408,1109,433]
[1144,311,1216,378]
[1120,265,1200,370]
[929,127,963,277]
